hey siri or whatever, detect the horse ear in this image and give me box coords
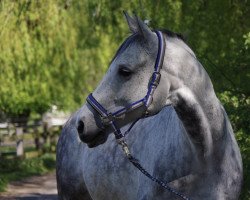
[123,11,138,33]
[123,12,155,42]
[134,14,154,42]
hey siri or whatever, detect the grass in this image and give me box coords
[0,153,56,192]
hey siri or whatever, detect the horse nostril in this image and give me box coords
[77,120,85,134]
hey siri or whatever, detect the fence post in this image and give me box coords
[16,126,24,157]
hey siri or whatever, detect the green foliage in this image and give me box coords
[1,0,247,115]
[0,0,116,116]
[0,153,56,192]
[219,92,250,135]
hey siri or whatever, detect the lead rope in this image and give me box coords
[116,124,190,200]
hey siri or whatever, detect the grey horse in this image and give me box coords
[56,13,243,200]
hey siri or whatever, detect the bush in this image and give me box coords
[0,153,56,192]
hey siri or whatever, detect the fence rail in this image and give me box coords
[0,115,68,158]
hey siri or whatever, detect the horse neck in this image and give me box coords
[163,37,225,158]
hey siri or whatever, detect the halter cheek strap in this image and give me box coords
[86,31,166,139]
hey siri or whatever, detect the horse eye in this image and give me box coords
[118,67,132,77]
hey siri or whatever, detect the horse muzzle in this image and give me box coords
[76,105,109,148]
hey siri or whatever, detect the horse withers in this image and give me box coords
[56,13,243,200]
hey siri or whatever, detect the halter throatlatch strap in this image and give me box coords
[86,31,190,200]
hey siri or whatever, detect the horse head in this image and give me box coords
[76,13,170,148]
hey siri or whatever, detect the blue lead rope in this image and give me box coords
[129,156,190,200]
[117,138,190,200]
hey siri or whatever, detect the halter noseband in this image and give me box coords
[86,31,165,140]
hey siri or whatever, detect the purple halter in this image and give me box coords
[86,31,166,140]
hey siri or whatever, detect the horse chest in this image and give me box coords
[81,137,139,199]
[81,119,194,200]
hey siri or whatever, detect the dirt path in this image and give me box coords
[0,172,58,200]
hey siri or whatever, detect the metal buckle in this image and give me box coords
[117,138,131,158]
[101,113,114,126]
[150,72,161,87]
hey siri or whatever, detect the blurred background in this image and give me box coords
[0,0,249,199]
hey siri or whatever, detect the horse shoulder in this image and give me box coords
[56,115,92,200]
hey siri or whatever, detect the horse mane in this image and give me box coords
[158,29,186,42]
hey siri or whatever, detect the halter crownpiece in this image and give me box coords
[86,30,166,139]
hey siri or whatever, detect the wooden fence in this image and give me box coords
[0,115,68,158]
